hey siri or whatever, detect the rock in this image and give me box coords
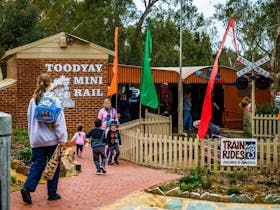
[209,193,229,203]
[238,194,253,203]
[149,187,165,195]
[59,163,67,177]
[180,191,190,198]
[61,148,77,177]
[200,192,210,200]
[164,199,183,210]
[229,194,238,203]
[11,159,21,169]
[186,202,215,210]
[190,192,200,199]
[264,194,273,204]
[16,162,29,176]
[273,198,280,204]
[254,195,265,203]
[165,187,181,197]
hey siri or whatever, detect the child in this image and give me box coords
[71,125,88,157]
[86,119,107,175]
[193,120,221,137]
[106,120,121,165]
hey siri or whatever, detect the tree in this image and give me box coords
[0,0,44,78]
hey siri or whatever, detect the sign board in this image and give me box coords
[221,138,257,166]
[237,55,270,77]
[239,96,251,111]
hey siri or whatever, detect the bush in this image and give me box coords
[12,129,29,147]
[16,148,32,162]
[256,104,278,114]
[227,187,241,195]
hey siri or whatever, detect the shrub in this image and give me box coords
[227,187,241,195]
[12,129,29,147]
[229,178,237,184]
[16,148,32,162]
[236,172,248,182]
[256,104,278,114]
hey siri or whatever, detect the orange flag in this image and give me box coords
[108,27,118,96]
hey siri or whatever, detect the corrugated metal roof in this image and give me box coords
[109,64,238,84]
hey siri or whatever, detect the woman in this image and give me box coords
[98,98,118,130]
[21,73,67,204]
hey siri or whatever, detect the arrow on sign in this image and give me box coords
[236,55,270,77]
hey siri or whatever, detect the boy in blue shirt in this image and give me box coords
[86,119,107,175]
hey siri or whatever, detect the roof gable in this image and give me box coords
[2,32,114,59]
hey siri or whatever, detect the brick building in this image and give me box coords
[0,32,114,133]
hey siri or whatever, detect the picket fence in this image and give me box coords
[252,114,280,138]
[120,130,280,173]
[119,112,172,136]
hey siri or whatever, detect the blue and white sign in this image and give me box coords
[221,138,257,166]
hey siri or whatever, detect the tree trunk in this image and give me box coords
[270,0,280,99]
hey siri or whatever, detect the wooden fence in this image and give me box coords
[121,130,280,173]
[119,110,172,136]
[252,114,280,138]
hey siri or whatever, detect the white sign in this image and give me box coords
[46,63,105,108]
[221,138,257,166]
[237,55,270,77]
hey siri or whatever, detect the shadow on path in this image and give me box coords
[10,146,180,210]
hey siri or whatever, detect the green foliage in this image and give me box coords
[227,187,241,195]
[179,167,212,191]
[12,129,30,147]
[215,186,223,194]
[256,104,278,114]
[16,148,32,162]
[11,176,17,184]
[225,171,248,183]
[229,178,237,184]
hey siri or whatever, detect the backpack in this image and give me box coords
[34,96,62,123]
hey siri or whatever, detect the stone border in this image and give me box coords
[146,186,280,204]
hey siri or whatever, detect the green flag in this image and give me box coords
[140,25,158,109]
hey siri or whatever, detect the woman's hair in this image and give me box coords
[33,73,51,105]
[103,98,111,107]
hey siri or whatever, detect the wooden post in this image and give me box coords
[251,79,256,136]
[0,112,12,210]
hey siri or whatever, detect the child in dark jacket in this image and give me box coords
[106,120,121,165]
[86,119,107,175]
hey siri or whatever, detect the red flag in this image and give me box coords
[198,17,238,139]
[108,27,118,96]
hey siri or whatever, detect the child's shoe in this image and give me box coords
[100,166,106,173]
[96,170,101,175]
[114,160,119,165]
[108,162,113,165]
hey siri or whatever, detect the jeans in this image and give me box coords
[24,145,60,197]
[92,146,106,172]
[108,145,120,163]
[183,109,193,130]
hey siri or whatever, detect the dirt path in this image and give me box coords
[10,146,180,210]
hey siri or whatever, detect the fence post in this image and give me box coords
[0,112,12,210]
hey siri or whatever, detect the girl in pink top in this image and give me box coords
[71,125,88,157]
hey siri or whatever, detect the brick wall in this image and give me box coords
[6,58,109,135]
[0,84,17,127]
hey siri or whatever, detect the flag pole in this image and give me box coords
[178,0,183,135]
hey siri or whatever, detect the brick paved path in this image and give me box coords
[10,146,180,210]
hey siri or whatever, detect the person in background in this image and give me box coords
[21,73,67,204]
[86,119,107,175]
[71,124,88,157]
[183,91,193,131]
[193,120,221,137]
[106,120,121,165]
[118,94,130,124]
